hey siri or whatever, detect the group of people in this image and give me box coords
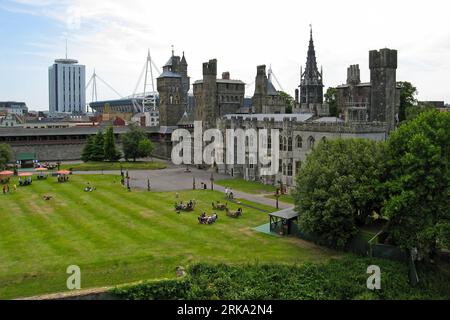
[198,212,218,225]
[19,176,32,186]
[175,199,195,212]
[224,187,234,199]
[57,174,69,183]
[84,182,96,192]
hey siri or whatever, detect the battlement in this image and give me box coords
[369,48,397,69]
[202,59,217,76]
[257,65,266,75]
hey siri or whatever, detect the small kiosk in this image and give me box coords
[268,208,299,236]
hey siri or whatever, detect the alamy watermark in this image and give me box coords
[171,121,280,175]
[66,265,81,290]
[366,265,381,290]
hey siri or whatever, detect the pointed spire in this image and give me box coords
[171,45,174,57]
[181,51,187,65]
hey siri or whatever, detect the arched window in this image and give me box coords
[287,163,293,176]
[169,95,174,104]
[283,137,288,151]
[279,136,284,151]
[308,136,315,149]
[296,135,303,148]
[288,137,293,151]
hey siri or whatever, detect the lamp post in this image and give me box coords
[275,188,280,209]
[193,177,196,190]
[210,172,214,190]
[147,178,151,191]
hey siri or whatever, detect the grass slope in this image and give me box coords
[0,175,335,299]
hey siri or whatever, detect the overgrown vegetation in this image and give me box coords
[293,110,450,258]
[112,257,450,300]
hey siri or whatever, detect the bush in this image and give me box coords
[111,257,450,300]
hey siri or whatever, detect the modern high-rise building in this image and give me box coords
[48,58,86,114]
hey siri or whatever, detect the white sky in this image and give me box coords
[1,0,450,109]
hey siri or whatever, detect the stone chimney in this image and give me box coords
[222,72,230,80]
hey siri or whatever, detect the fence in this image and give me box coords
[293,225,407,263]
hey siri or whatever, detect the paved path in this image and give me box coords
[75,166,292,210]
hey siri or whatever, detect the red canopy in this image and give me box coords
[35,167,48,172]
[18,172,33,177]
[57,170,71,175]
[0,170,14,176]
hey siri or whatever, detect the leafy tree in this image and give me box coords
[383,111,450,258]
[0,143,12,170]
[397,81,418,122]
[278,91,294,114]
[90,130,105,161]
[122,124,153,161]
[293,138,386,248]
[103,126,120,161]
[138,139,154,159]
[324,87,338,117]
[405,103,434,121]
[81,135,95,162]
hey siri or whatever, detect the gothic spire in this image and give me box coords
[304,25,320,83]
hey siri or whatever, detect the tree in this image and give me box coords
[90,130,105,161]
[405,103,434,121]
[103,126,120,161]
[324,87,338,117]
[81,135,95,162]
[397,81,418,122]
[383,111,450,258]
[278,91,294,114]
[138,139,154,159]
[293,138,386,248]
[0,144,12,170]
[122,124,153,161]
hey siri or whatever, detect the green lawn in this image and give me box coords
[0,175,336,299]
[60,161,166,171]
[215,178,277,195]
[265,194,296,204]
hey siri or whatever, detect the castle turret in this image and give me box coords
[157,49,187,127]
[194,59,217,128]
[369,48,398,133]
[252,65,268,113]
[347,65,361,85]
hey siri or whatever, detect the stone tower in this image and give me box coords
[157,51,186,127]
[298,27,324,112]
[179,52,190,102]
[252,65,268,113]
[194,59,217,128]
[369,48,397,133]
[347,65,361,85]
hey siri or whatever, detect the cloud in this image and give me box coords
[2,0,450,108]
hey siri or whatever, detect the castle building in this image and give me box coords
[157,50,190,127]
[193,59,245,129]
[216,31,399,189]
[336,48,400,133]
[252,65,286,114]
